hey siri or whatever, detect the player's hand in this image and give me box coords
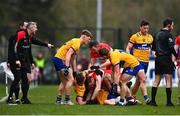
[90,65,100,70]
[31,63,35,69]
[86,99,96,104]
[47,43,54,48]
[63,66,70,77]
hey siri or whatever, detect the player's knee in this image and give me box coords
[140,79,146,84]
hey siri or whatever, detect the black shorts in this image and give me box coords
[21,62,31,73]
[155,56,175,75]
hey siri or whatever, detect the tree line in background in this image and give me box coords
[1,0,180,49]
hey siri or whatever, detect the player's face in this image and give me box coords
[91,46,98,52]
[169,22,174,31]
[29,24,38,35]
[140,25,149,35]
[83,35,91,45]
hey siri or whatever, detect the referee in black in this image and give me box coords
[151,18,178,106]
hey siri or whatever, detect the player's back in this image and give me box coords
[110,49,139,68]
[55,38,80,60]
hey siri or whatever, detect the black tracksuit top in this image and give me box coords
[153,29,178,58]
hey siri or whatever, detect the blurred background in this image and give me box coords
[1,0,180,84]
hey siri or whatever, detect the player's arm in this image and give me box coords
[112,64,121,85]
[65,47,75,67]
[168,36,178,59]
[99,59,111,68]
[14,31,26,66]
[91,75,101,100]
[126,42,133,54]
[71,54,77,72]
[174,44,179,62]
[150,38,156,57]
[76,97,86,105]
[174,44,179,53]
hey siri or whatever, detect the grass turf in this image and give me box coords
[0,85,180,115]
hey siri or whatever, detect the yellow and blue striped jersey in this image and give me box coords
[129,32,153,62]
[55,38,81,60]
[109,49,139,68]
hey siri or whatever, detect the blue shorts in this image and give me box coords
[52,57,66,71]
[139,62,149,73]
[122,64,144,76]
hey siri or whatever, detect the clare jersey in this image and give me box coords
[109,49,139,68]
[55,38,81,60]
[129,32,153,62]
[74,80,85,97]
[96,89,109,104]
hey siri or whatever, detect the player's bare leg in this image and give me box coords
[137,70,150,104]
[56,71,65,104]
[64,68,74,105]
[117,74,132,105]
[131,78,140,96]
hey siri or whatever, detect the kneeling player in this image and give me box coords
[74,72,87,105]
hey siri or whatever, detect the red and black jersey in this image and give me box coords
[14,30,34,64]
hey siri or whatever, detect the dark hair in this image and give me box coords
[19,22,24,27]
[140,20,149,27]
[81,29,93,38]
[89,40,99,49]
[163,18,174,27]
[99,48,110,56]
[76,73,85,85]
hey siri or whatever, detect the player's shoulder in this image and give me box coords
[17,30,26,36]
[71,38,80,42]
[129,33,139,40]
[133,32,140,37]
[176,35,180,40]
[71,38,81,45]
[111,49,119,55]
[147,33,153,38]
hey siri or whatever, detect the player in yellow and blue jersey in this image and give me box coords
[52,30,92,105]
[74,72,86,105]
[126,20,154,100]
[98,48,151,106]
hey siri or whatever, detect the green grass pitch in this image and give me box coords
[1,85,180,115]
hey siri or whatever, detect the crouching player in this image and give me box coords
[74,72,87,105]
